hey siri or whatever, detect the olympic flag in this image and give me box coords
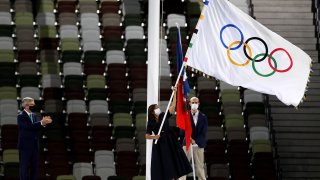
[185,0,312,106]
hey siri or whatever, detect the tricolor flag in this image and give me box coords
[176,27,192,151]
[185,0,312,106]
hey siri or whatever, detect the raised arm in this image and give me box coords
[169,87,177,114]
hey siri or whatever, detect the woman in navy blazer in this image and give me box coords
[180,97,208,180]
[17,97,52,180]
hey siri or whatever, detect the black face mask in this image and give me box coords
[29,105,36,112]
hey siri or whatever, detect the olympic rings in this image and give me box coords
[220,24,244,50]
[227,41,251,67]
[219,24,293,77]
[252,53,277,77]
[268,48,293,73]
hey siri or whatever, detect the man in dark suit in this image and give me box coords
[180,97,208,180]
[18,97,52,180]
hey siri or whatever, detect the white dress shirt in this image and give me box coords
[192,111,199,126]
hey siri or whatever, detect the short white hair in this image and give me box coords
[189,97,199,102]
[22,97,34,108]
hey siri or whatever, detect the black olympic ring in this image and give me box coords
[243,37,268,62]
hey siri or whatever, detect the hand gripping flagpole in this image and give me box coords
[154,62,186,144]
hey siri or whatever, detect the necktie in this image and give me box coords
[29,114,33,123]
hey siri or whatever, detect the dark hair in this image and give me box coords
[148,104,157,122]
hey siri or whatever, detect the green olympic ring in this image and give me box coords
[252,53,277,77]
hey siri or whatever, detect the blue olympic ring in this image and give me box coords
[220,24,244,50]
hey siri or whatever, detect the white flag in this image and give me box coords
[185,0,312,106]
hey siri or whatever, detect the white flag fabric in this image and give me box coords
[185,0,312,106]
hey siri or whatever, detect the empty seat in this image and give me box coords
[42,74,62,88]
[95,164,116,180]
[15,12,33,25]
[0,37,14,50]
[57,175,77,180]
[0,50,14,63]
[115,138,136,152]
[73,163,94,180]
[101,13,121,27]
[90,114,110,126]
[79,1,98,13]
[95,150,114,163]
[41,62,60,75]
[112,113,133,127]
[167,14,187,29]
[89,100,109,115]
[63,62,83,76]
[18,62,38,75]
[249,126,269,141]
[197,76,217,92]
[243,89,264,108]
[1,124,18,148]
[209,163,229,179]
[20,87,41,100]
[44,99,64,114]
[125,26,144,40]
[106,50,125,65]
[59,13,78,25]
[60,25,79,38]
[67,100,87,114]
[36,12,56,26]
[121,1,141,16]
[80,13,100,30]
[87,75,106,89]
[0,86,17,100]
[132,88,147,102]
[82,41,103,51]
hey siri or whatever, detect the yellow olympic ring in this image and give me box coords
[227,41,252,67]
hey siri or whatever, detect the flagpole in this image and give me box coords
[190,144,196,180]
[154,62,186,144]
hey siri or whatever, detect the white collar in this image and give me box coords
[192,110,199,116]
[24,109,32,116]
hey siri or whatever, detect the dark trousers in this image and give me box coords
[19,147,39,180]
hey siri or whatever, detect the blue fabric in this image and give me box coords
[190,111,208,148]
[176,27,190,98]
[181,111,208,148]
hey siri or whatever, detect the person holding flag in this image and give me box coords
[145,88,192,180]
[180,97,208,180]
[175,24,208,180]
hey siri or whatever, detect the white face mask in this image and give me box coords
[154,108,161,116]
[191,104,199,110]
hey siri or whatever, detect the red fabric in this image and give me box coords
[176,79,192,151]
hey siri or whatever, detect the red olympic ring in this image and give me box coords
[268,48,293,73]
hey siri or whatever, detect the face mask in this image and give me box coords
[29,105,36,112]
[191,104,199,110]
[154,108,161,116]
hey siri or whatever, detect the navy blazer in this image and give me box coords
[181,111,208,148]
[17,110,43,151]
[190,111,208,148]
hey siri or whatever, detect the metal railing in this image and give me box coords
[313,0,320,62]
[264,94,282,180]
[247,0,255,18]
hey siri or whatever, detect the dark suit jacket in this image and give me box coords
[190,111,208,148]
[17,110,43,151]
[181,111,208,148]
